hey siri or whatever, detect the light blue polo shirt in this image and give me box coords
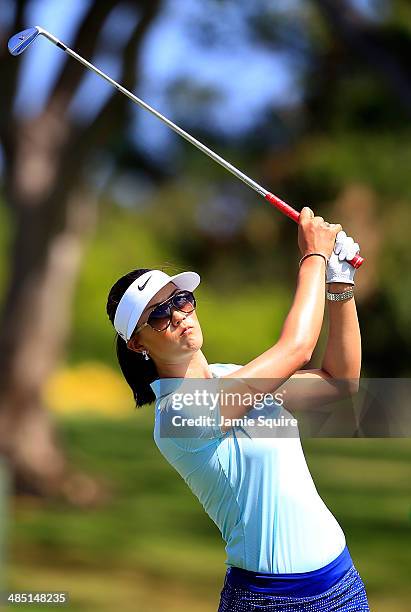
[151,363,346,573]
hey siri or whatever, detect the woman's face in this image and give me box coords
[128,282,203,363]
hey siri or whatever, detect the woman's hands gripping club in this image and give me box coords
[297,207,361,284]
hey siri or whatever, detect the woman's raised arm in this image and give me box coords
[218,208,342,425]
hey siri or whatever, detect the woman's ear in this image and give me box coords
[127,336,145,353]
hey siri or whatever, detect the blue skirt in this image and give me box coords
[217,547,370,611]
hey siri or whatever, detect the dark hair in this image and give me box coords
[106,268,158,408]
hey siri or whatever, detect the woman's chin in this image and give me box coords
[181,333,202,352]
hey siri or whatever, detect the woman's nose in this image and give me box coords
[171,308,188,326]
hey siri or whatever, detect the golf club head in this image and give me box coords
[8,27,40,56]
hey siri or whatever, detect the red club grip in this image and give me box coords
[264,192,364,269]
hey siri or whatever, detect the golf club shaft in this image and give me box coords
[40,28,363,268]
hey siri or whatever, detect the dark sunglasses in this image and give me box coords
[134,290,196,334]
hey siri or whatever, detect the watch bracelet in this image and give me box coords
[326,287,354,301]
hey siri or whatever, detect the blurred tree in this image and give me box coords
[0,0,162,500]
[313,0,411,117]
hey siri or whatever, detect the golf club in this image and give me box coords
[8,26,363,268]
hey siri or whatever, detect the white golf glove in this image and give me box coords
[326,231,360,285]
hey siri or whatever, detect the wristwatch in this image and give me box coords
[326,287,354,301]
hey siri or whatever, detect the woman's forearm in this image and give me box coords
[280,256,326,357]
[321,283,362,382]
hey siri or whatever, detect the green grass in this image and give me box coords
[6,416,411,611]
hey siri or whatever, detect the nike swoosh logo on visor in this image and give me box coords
[138,276,152,291]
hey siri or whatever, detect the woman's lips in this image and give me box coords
[180,326,193,336]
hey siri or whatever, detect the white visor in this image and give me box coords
[114,269,200,341]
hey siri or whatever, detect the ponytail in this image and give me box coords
[106,268,158,408]
[115,334,157,407]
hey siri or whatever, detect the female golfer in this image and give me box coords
[106,206,370,611]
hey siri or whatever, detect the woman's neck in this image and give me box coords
[156,350,213,380]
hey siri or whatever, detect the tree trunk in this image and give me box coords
[0,164,99,500]
[0,0,162,501]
